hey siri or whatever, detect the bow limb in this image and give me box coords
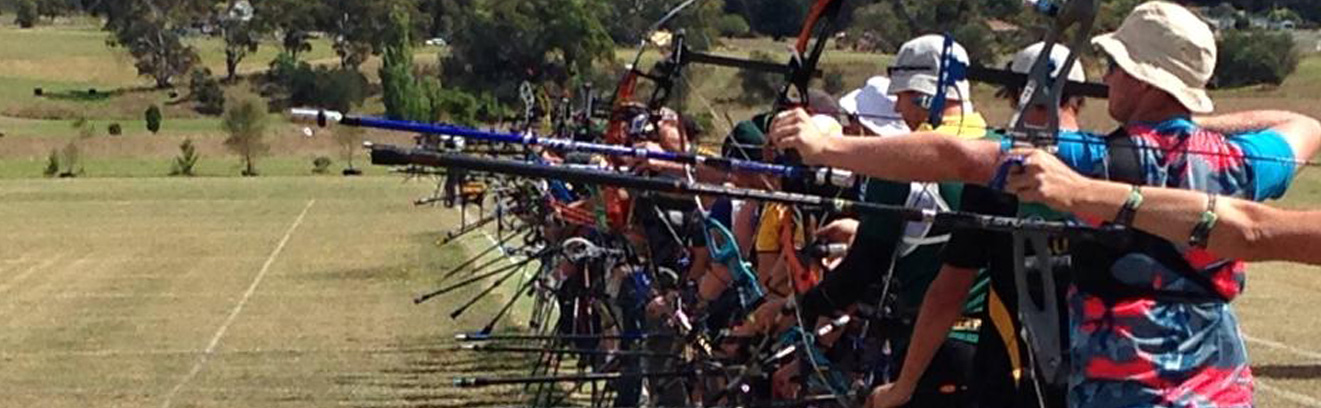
[1007,0,1101,149]
[794,0,843,54]
[779,0,846,109]
[1002,0,1103,390]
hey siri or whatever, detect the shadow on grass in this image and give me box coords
[329,231,581,407]
[1253,363,1321,380]
[39,84,164,102]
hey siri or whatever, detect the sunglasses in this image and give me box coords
[1106,58,1121,75]
[886,65,933,76]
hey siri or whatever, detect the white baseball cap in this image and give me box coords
[887,34,972,101]
[1092,1,1216,113]
[1010,42,1086,82]
[839,76,908,136]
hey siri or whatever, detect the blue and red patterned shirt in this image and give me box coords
[1046,118,1296,407]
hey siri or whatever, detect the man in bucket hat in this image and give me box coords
[767,2,1321,407]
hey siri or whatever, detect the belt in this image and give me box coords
[952,316,982,332]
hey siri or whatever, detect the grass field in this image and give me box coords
[2,175,1320,407]
[0,177,541,407]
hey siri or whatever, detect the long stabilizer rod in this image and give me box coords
[292,109,856,187]
[369,143,1126,239]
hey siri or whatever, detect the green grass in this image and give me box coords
[0,156,395,179]
[0,177,541,407]
[0,24,337,87]
[0,116,222,138]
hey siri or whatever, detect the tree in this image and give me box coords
[36,0,71,20]
[321,0,396,70]
[845,2,911,53]
[1214,29,1300,88]
[747,0,805,40]
[379,5,428,121]
[15,0,36,28]
[1097,0,1145,32]
[605,0,726,50]
[333,126,364,172]
[716,14,751,38]
[1269,8,1303,24]
[253,0,322,59]
[219,0,261,82]
[145,104,162,134]
[222,94,269,176]
[442,0,613,96]
[101,0,207,88]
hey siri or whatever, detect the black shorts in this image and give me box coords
[905,339,976,408]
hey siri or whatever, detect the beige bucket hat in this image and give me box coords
[1092,1,1216,113]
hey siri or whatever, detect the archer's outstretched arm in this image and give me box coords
[768,108,1003,184]
[1195,110,1321,166]
[1008,149,1321,264]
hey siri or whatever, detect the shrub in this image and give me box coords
[824,71,846,96]
[190,68,225,114]
[268,54,367,112]
[1213,29,1300,89]
[334,126,364,171]
[949,23,998,70]
[736,51,780,105]
[309,68,368,112]
[145,105,162,134]
[15,0,37,28]
[170,138,200,176]
[716,15,751,38]
[311,156,333,174]
[72,116,94,139]
[107,123,122,136]
[43,149,59,177]
[424,81,481,127]
[58,141,82,178]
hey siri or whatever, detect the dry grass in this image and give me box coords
[0,177,545,407]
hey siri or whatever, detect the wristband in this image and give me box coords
[1189,193,1219,249]
[1114,185,1144,226]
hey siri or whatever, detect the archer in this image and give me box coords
[770,2,1321,407]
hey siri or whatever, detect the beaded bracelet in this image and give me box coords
[1189,193,1219,249]
[1114,185,1144,226]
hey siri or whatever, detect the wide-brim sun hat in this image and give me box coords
[839,76,908,136]
[1092,1,1216,113]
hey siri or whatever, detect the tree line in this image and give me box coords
[2,0,1305,116]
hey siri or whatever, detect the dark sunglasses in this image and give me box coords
[1106,58,1121,75]
[886,65,933,76]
